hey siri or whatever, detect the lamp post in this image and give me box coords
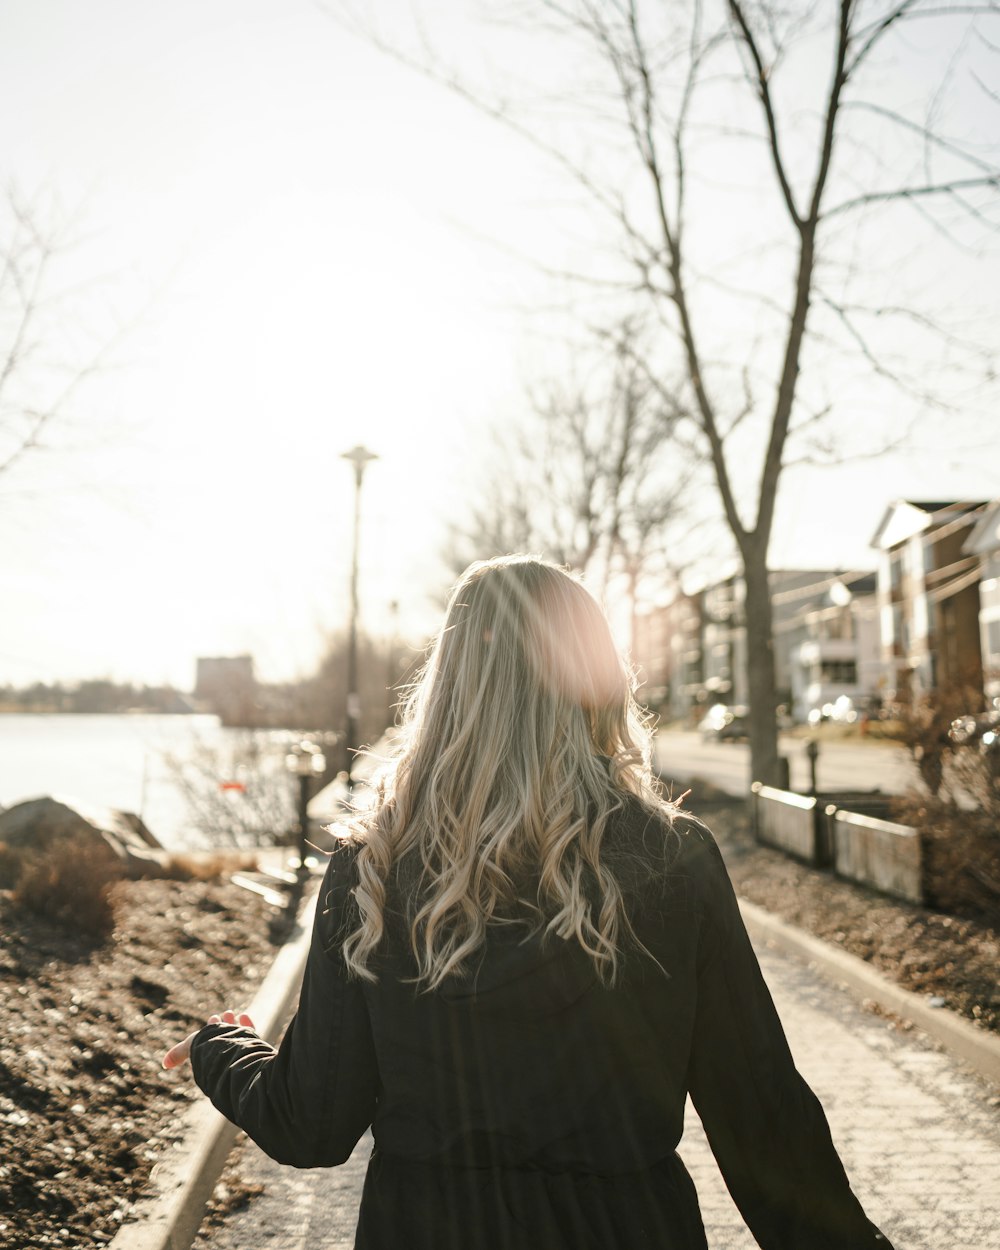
[341,444,379,789]
[285,739,326,872]
[385,598,400,729]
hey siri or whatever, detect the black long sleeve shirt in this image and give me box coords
[190,799,893,1249]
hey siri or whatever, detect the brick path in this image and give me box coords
[196,942,1000,1249]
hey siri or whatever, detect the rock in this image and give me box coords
[0,796,165,876]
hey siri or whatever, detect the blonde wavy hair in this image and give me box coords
[341,555,672,990]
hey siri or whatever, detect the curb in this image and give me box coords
[108,883,320,1250]
[739,896,1000,1088]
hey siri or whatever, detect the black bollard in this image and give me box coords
[806,738,819,797]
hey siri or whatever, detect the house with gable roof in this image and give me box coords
[871,500,986,700]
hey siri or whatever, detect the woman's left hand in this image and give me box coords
[162,1009,256,1070]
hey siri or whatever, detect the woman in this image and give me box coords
[164,555,893,1249]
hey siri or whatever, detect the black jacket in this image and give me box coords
[190,798,893,1249]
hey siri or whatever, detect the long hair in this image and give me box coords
[341,555,672,989]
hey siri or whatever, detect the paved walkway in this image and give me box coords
[195,941,1000,1249]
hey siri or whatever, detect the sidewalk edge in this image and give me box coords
[739,896,1000,1087]
[107,884,320,1250]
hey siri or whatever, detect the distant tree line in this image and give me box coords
[2,626,422,752]
[0,679,193,715]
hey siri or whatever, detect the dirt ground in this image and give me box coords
[0,873,280,1249]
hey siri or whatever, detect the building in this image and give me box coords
[194,655,257,726]
[701,575,744,706]
[675,569,860,720]
[962,499,1000,704]
[782,574,880,721]
[698,569,850,712]
[768,570,862,711]
[632,591,706,723]
[624,499,1000,723]
[631,602,673,716]
[871,500,986,700]
[668,590,706,721]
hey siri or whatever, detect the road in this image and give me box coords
[655,729,917,798]
[195,940,1000,1249]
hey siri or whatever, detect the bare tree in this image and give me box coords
[338,0,1000,783]
[446,320,691,633]
[161,731,295,848]
[0,186,120,493]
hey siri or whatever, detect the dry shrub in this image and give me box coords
[883,676,1000,923]
[883,680,982,796]
[0,841,24,890]
[893,752,1000,924]
[161,730,294,848]
[12,836,124,941]
[922,819,1000,923]
[159,851,259,881]
[863,717,904,742]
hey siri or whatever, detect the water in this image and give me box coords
[0,713,271,849]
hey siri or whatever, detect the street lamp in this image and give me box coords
[284,739,326,872]
[341,444,379,789]
[386,598,400,728]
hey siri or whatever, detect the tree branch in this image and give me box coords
[609,0,747,544]
[846,0,923,77]
[806,0,852,226]
[838,99,999,177]
[826,173,1000,219]
[751,0,852,546]
[725,0,803,228]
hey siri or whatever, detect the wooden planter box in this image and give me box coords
[751,783,825,866]
[825,806,923,904]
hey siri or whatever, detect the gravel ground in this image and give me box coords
[0,872,281,1249]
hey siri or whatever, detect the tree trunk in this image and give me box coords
[742,549,781,787]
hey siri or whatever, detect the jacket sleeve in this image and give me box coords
[685,830,893,1250]
[189,843,378,1167]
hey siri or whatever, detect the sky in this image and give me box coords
[1,0,998,688]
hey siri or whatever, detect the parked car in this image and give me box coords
[807,694,869,726]
[698,703,749,742]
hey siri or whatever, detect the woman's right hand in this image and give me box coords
[162,1009,256,1070]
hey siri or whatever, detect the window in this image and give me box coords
[827,610,852,641]
[819,660,858,684]
[987,618,1000,665]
